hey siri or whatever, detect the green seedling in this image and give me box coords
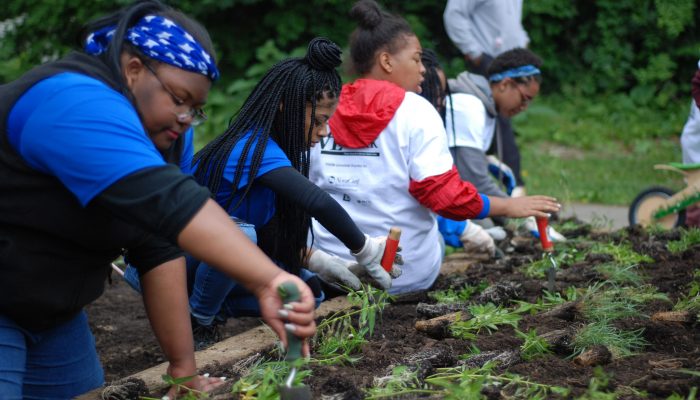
[572,320,647,358]
[590,242,653,265]
[673,270,700,314]
[366,365,428,399]
[594,262,644,286]
[232,359,311,400]
[667,227,700,254]
[450,303,521,340]
[575,367,616,400]
[141,375,206,400]
[427,362,570,399]
[516,328,552,361]
[666,386,698,400]
[580,283,667,322]
[429,282,487,304]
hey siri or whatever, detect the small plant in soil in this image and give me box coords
[449,303,521,340]
[572,320,647,358]
[673,270,700,315]
[141,375,207,400]
[594,262,645,286]
[231,359,310,400]
[429,282,487,304]
[516,328,552,361]
[513,286,580,314]
[366,365,427,398]
[590,242,653,265]
[667,227,700,254]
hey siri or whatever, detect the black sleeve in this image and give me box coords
[450,146,507,198]
[257,167,366,251]
[94,164,210,244]
[125,234,185,275]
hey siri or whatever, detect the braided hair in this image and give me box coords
[419,49,456,142]
[194,37,342,273]
[348,0,415,75]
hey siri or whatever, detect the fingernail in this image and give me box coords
[278,309,289,318]
[284,323,296,333]
[162,397,170,400]
[203,373,210,378]
[283,303,294,311]
[557,203,562,208]
[220,376,228,381]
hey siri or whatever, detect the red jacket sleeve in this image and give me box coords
[409,166,485,220]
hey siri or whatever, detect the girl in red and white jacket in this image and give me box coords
[308,0,560,294]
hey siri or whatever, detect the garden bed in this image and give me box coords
[87,222,700,399]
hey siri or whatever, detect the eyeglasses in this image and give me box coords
[514,83,534,107]
[144,63,207,126]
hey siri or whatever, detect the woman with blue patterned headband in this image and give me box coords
[0,1,316,398]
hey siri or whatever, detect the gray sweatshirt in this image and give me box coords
[444,0,529,58]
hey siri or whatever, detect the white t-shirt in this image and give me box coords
[681,99,700,164]
[309,93,454,293]
[445,92,495,152]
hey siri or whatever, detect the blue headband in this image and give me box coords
[84,15,219,81]
[488,65,540,82]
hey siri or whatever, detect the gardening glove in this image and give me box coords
[485,226,507,241]
[308,249,362,290]
[461,221,496,257]
[351,235,402,290]
[521,216,567,242]
[487,155,517,196]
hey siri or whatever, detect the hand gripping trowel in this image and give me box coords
[277,282,312,400]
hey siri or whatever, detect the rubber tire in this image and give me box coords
[628,186,685,228]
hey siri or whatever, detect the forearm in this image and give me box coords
[258,167,366,251]
[141,258,196,377]
[177,199,283,294]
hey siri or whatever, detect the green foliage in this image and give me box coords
[450,303,521,340]
[429,282,487,304]
[426,362,571,399]
[667,228,700,254]
[231,359,311,399]
[313,284,391,365]
[590,242,654,265]
[594,263,644,286]
[574,367,616,400]
[366,365,427,399]
[673,270,700,314]
[141,375,207,399]
[666,386,698,400]
[573,320,647,358]
[516,328,552,361]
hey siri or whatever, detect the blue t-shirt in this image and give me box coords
[207,131,291,227]
[7,72,194,206]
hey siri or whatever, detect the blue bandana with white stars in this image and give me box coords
[84,15,219,81]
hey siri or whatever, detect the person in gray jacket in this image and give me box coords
[444,0,530,196]
[421,48,565,254]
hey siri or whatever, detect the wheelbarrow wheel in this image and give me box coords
[628,186,685,229]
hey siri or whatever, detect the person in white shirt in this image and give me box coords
[309,0,561,294]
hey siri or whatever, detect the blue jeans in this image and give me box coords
[0,311,104,399]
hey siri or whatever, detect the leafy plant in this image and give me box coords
[141,375,207,400]
[516,328,552,361]
[590,242,654,265]
[573,320,647,358]
[429,282,487,304]
[594,263,644,286]
[450,303,521,340]
[674,270,700,314]
[666,386,698,400]
[231,359,311,400]
[366,365,428,399]
[574,367,616,400]
[667,228,700,254]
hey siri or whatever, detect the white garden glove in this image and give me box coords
[521,216,567,242]
[308,249,362,290]
[485,226,507,241]
[460,221,496,257]
[351,235,401,290]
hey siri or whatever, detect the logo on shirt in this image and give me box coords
[319,135,380,157]
[342,194,351,202]
[328,176,360,186]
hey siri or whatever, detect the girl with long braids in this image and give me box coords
[419,48,566,257]
[309,0,561,294]
[0,1,316,397]
[183,37,399,347]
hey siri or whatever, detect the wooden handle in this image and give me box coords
[380,227,402,272]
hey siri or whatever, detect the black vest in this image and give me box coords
[0,52,176,331]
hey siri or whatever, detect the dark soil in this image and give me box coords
[88,223,700,399]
